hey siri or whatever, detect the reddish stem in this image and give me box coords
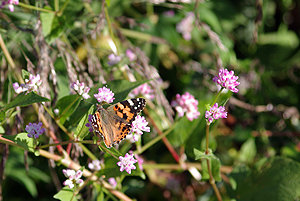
[144,108,180,163]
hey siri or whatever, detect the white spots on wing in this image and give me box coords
[92,115,97,122]
[127,99,134,106]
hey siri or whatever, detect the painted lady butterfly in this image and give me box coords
[91,98,146,148]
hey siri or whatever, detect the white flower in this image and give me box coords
[62,169,84,189]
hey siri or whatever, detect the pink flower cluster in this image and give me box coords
[213,68,240,93]
[62,169,83,189]
[129,83,155,100]
[117,153,138,174]
[13,74,42,94]
[129,115,150,141]
[171,92,200,121]
[71,80,90,99]
[25,122,45,139]
[94,87,115,103]
[126,49,137,61]
[205,103,227,125]
[108,178,117,188]
[107,54,121,66]
[88,159,101,171]
[130,151,144,171]
[176,12,195,41]
[0,0,19,12]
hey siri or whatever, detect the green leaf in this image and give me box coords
[27,166,51,183]
[3,92,50,112]
[40,11,55,37]
[97,191,105,201]
[0,110,4,122]
[21,69,31,79]
[8,168,38,197]
[205,103,211,111]
[229,176,237,190]
[0,126,4,134]
[57,74,71,101]
[210,156,221,182]
[2,133,35,152]
[167,116,202,147]
[199,7,222,33]
[46,15,65,42]
[200,134,217,152]
[68,101,93,127]
[194,148,221,181]
[53,186,74,201]
[258,24,299,48]
[238,138,257,164]
[227,157,300,201]
[201,159,210,180]
[55,95,81,124]
[194,148,211,160]
[201,154,221,182]
[184,117,206,157]
[106,0,111,7]
[74,105,95,140]
[101,145,123,158]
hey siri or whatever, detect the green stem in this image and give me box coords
[57,0,70,16]
[18,2,56,13]
[0,136,23,149]
[205,122,222,200]
[43,104,54,119]
[211,88,224,106]
[79,143,98,160]
[137,122,178,155]
[54,0,59,12]
[146,2,154,16]
[205,124,209,153]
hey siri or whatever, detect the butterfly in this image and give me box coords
[90,98,146,148]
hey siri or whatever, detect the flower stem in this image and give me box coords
[211,87,224,106]
[142,108,180,162]
[205,124,222,200]
[57,0,70,17]
[18,2,56,13]
[206,124,209,152]
[38,149,132,201]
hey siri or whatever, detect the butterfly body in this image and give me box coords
[91,98,146,148]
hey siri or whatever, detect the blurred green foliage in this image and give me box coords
[1,0,300,200]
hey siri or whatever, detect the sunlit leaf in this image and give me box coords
[74,105,95,140]
[55,95,81,124]
[238,138,257,164]
[3,92,50,112]
[53,186,74,201]
[2,133,35,152]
